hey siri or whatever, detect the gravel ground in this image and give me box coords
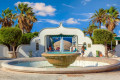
[0,58,120,80]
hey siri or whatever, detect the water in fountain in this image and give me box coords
[60,37,64,53]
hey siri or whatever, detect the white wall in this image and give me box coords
[16,24,105,58]
[84,44,105,57]
[0,45,9,58]
[31,24,93,55]
[16,45,31,58]
[16,44,42,58]
[115,44,120,57]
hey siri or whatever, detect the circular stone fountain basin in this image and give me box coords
[42,52,80,68]
[1,57,120,74]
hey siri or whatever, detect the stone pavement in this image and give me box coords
[0,69,120,80]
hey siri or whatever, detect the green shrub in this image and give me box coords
[93,29,113,43]
[93,29,113,57]
[0,27,22,57]
[33,32,39,36]
[19,32,39,44]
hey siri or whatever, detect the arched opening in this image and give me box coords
[36,43,39,51]
[83,42,87,50]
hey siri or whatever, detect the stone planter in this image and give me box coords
[42,53,80,68]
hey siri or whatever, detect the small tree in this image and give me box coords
[83,24,98,37]
[0,8,16,27]
[0,27,22,58]
[15,3,37,33]
[93,29,113,57]
[19,32,39,44]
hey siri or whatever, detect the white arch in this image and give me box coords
[17,23,105,57]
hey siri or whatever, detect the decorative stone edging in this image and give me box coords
[1,57,120,74]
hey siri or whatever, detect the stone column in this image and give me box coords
[116,40,118,45]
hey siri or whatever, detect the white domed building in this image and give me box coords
[17,23,105,57]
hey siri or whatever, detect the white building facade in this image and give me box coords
[0,44,10,58]
[16,23,105,57]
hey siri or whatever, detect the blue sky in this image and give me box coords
[0,0,120,35]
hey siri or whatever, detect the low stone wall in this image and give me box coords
[1,57,120,74]
[84,44,105,57]
[16,44,42,58]
[0,45,9,58]
[115,44,120,57]
[16,45,31,58]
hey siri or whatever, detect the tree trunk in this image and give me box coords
[12,45,17,58]
[105,42,108,57]
[89,33,92,37]
[21,29,24,34]
[99,22,101,29]
[108,23,114,33]
[108,25,114,33]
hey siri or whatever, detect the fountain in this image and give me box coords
[1,37,120,73]
[1,57,120,73]
[42,36,80,68]
[1,23,120,73]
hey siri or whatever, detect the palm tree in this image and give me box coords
[83,24,98,37]
[103,7,120,32]
[15,3,37,33]
[90,8,106,28]
[0,8,16,27]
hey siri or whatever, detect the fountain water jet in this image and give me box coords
[60,37,64,53]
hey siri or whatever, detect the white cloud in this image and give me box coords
[117,30,120,37]
[106,4,120,7]
[79,13,94,18]
[73,13,94,18]
[119,30,120,34]
[81,0,91,5]
[62,3,74,8]
[78,19,90,22]
[45,19,59,24]
[36,20,42,23]
[14,2,56,16]
[119,13,120,16]
[66,18,79,24]
[38,19,59,24]
[37,18,89,25]
[101,25,106,29]
[106,4,111,7]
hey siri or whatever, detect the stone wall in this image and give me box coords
[16,44,41,58]
[84,44,105,57]
[115,44,120,57]
[0,45,9,58]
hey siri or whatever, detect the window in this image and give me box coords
[36,43,39,50]
[88,44,91,48]
[83,42,87,50]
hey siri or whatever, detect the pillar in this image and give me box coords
[116,40,118,45]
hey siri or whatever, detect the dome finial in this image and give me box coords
[60,22,62,26]
[59,22,63,27]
